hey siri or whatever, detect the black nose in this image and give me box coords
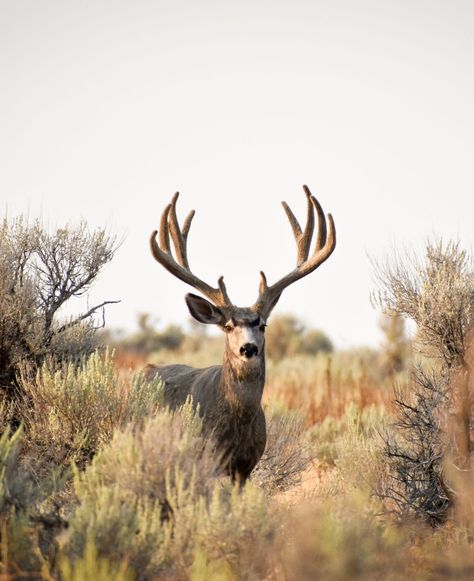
[240,343,258,358]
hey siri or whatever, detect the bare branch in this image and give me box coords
[52,300,121,338]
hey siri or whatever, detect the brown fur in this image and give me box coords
[145,307,267,482]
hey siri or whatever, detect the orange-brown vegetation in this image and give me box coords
[266,355,394,426]
[1,214,473,579]
[112,347,148,372]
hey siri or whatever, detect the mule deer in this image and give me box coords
[144,185,336,482]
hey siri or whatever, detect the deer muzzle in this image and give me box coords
[240,343,258,358]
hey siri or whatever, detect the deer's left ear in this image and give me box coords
[185,293,226,325]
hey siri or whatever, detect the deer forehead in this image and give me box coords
[226,308,263,328]
[225,316,264,347]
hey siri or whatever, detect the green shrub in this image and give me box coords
[64,485,170,578]
[308,404,386,474]
[373,239,474,524]
[72,398,214,507]
[60,539,134,581]
[0,427,31,515]
[373,239,473,367]
[0,215,117,401]
[18,350,163,471]
[64,402,276,580]
[176,482,273,580]
[0,427,49,576]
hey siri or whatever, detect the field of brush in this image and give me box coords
[0,222,473,580]
[2,327,473,580]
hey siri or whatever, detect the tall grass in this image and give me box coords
[266,352,395,425]
[0,335,472,578]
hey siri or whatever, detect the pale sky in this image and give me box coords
[1,0,473,348]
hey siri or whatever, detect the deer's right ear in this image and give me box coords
[185,293,226,325]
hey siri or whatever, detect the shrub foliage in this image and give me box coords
[0,215,117,399]
[374,239,474,525]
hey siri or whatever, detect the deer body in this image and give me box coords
[145,308,267,481]
[145,360,266,480]
[147,186,336,482]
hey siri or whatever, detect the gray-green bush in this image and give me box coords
[63,401,275,580]
[0,215,117,400]
[17,350,163,472]
[373,239,474,525]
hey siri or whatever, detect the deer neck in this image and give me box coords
[220,343,266,409]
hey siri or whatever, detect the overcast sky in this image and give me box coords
[1,0,473,348]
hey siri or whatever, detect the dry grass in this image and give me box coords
[265,353,395,426]
[113,342,396,427]
[1,345,474,579]
[0,317,472,578]
[1,213,473,578]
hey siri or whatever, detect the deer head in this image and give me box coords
[150,186,336,368]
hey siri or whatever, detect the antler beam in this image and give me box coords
[150,192,232,308]
[254,185,336,317]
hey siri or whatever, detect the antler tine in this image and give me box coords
[182,209,195,239]
[159,203,172,253]
[281,202,302,240]
[301,186,315,261]
[254,186,336,317]
[282,185,316,265]
[258,270,268,295]
[309,190,327,251]
[217,275,232,306]
[150,193,233,308]
[168,192,190,269]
